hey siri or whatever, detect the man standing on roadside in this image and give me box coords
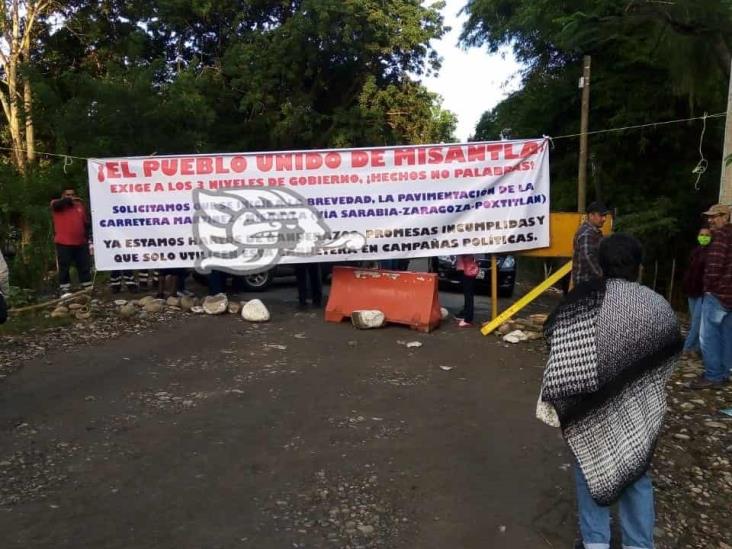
[51,186,93,297]
[692,204,732,389]
[295,263,322,310]
[571,201,609,287]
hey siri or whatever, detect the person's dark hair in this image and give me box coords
[61,186,75,194]
[586,201,610,215]
[599,233,642,282]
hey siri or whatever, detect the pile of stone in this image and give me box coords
[495,314,547,344]
[48,294,95,321]
[114,293,270,323]
[651,355,732,547]
[117,295,171,318]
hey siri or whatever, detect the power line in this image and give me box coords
[548,112,725,141]
[0,111,726,163]
[0,146,87,161]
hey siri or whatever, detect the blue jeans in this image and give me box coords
[575,466,654,549]
[683,296,703,352]
[700,293,732,382]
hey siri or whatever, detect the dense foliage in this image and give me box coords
[463,0,731,292]
[0,0,456,289]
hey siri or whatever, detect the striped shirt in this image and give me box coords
[572,221,603,286]
[704,223,732,309]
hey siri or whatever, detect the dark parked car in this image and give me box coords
[191,264,296,292]
[193,261,358,292]
[432,254,516,297]
[241,260,365,291]
[238,263,297,291]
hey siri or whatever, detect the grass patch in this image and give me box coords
[0,312,73,336]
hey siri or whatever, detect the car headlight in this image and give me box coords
[500,256,516,270]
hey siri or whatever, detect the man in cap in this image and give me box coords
[692,203,732,388]
[571,201,609,286]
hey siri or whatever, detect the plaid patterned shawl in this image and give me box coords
[540,278,682,505]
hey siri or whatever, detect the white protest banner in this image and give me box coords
[87,139,550,273]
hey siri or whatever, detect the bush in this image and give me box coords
[0,161,88,291]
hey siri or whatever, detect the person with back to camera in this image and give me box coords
[537,233,682,549]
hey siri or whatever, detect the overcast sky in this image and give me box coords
[420,0,523,142]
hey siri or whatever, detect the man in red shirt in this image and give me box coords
[51,186,92,297]
[693,203,732,388]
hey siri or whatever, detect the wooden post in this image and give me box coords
[491,255,498,320]
[578,55,591,212]
[720,60,732,204]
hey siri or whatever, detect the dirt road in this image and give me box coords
[0,284,577,548]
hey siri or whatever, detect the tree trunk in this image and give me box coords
[714,34,731,79]
[23,37,35,164]
[0,0,51,172]
[23,82,34,163]
[7,60,26,172]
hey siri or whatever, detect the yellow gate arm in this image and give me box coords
[481,260,573,336]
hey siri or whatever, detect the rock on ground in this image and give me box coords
[503,330,528,344]
[119,304,137,318]
[179,295,196,311]
[202,293,228,315]
[241,299,270,322]
[143,301,165,314]
[352,310,386,329]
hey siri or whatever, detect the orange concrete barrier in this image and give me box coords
[325,267,442,333]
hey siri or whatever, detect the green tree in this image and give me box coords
[464,0,730,266]
[0,0,457,290]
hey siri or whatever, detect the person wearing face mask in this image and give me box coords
[681,226,712,358]
[691,204,732,389]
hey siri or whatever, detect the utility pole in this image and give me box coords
[720,60,732,204]
[578,55,591,212]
